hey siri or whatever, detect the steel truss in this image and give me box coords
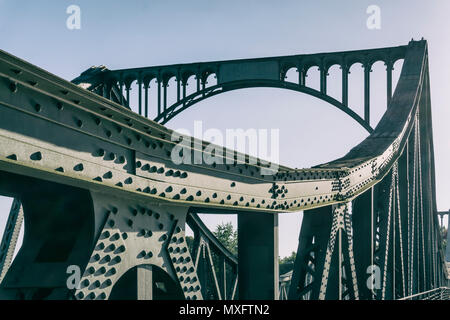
[0,39,446,300]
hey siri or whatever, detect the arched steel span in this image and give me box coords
[72,44,407,131]
[0,39,446,300]
[153,80,373,132]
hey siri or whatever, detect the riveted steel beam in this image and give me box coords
[0,41,429,217]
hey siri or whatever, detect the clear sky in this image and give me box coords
[0,0,449,259]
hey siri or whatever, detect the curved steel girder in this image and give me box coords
[319,42,427,170]
[154,79,374,133]
[186,211,237,265]
[0,41,429,215]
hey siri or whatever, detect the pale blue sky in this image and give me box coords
[0,1,449,258]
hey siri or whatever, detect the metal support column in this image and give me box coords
[364,63,371,125]
[137,265,153,300]
[238,212,279,300]
[386,61,393,107]
[342,65,349,107]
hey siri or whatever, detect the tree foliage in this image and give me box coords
[213,222,238,255]
[279,251,296,275]
[441,226,447,254]
[186,222,297,277]
[186,235,194,255]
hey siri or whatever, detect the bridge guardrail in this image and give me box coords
[398,287,450,300]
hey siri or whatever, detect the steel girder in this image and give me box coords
[0,45,420,222]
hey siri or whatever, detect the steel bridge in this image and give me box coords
[0,39,448,300]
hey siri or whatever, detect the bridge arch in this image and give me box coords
[154,79,374,132]
[73,45,407,135]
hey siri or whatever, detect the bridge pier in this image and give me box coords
[238,212,279,300]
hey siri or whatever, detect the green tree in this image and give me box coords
[187,223,297,278]
[213,222,237,255]
[441,226,447,254]
[186,235,194,255]
[279,251,296,275]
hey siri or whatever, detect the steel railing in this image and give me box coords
[398,287,450,300]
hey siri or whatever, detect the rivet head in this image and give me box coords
[9,82,18,92]
[98,266,106,274]
[86,267,95,275]
[30,152,42,161]
[74,163,84,171]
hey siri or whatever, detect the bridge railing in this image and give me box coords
[398,287,450,300]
